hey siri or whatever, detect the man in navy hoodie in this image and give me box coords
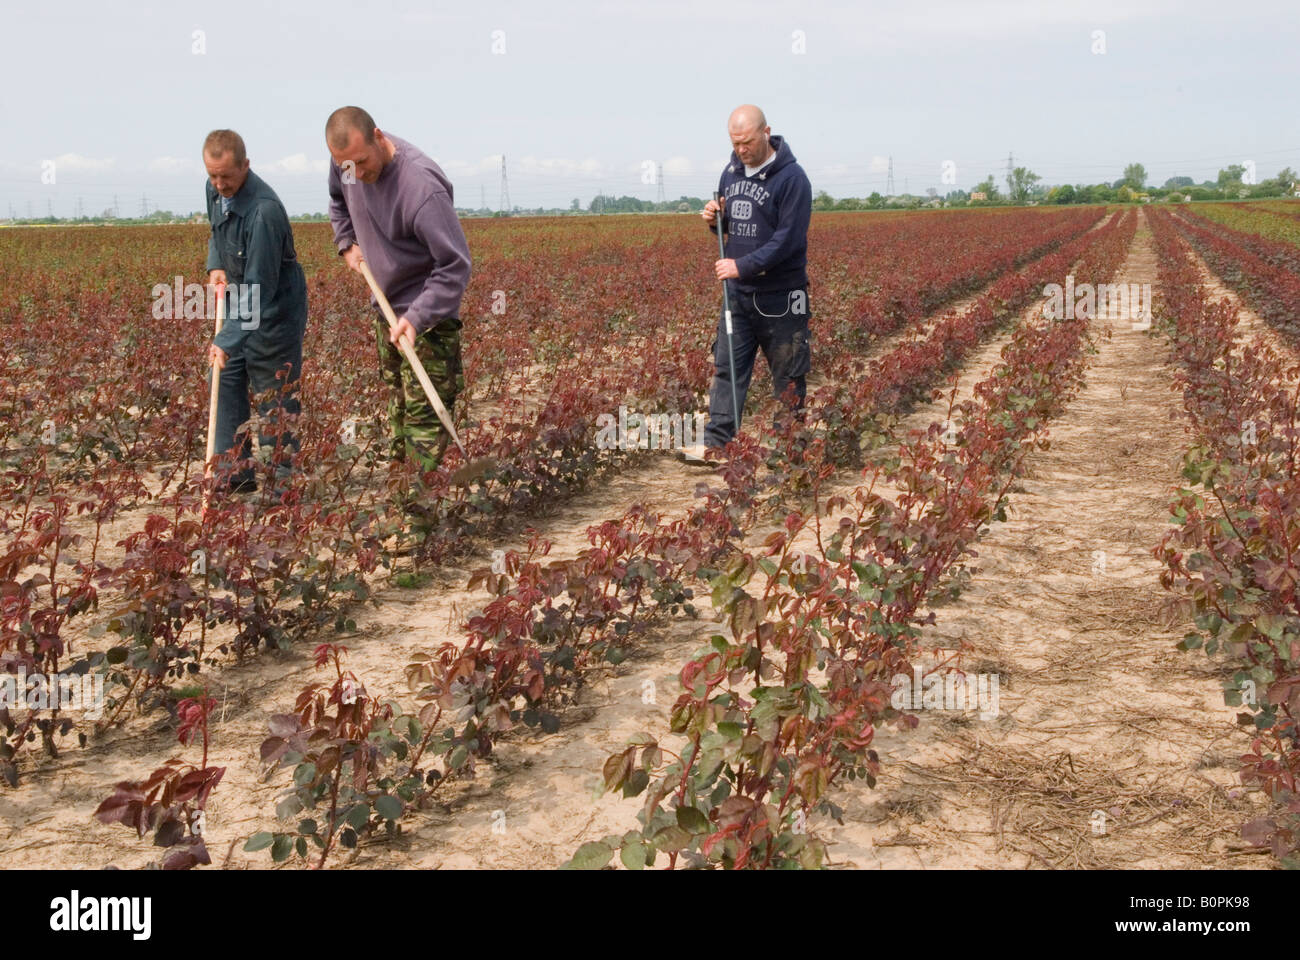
[687,104,812,457]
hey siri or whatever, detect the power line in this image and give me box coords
[886,155,895,195]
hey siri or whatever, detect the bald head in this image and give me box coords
[727,104,772,168]
[728,104,767,134]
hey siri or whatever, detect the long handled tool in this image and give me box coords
[202,281,226,511]
[357,257,493,485]
[714,192,741,433]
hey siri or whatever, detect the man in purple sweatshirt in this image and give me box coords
[325,106,472,488]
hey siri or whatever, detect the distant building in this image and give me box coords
[969,191,987,203]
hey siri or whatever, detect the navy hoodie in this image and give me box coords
[715,135,812,294]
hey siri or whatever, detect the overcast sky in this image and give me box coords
[2,0,1297,216]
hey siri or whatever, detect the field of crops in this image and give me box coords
[1,202,1297,870]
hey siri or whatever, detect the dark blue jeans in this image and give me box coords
[210,324,304,487]
[703,286,811,447]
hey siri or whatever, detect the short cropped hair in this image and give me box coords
[326,106,377,149]
[203,129,246,165]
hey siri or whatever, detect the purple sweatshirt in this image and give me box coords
[328,135,472,334]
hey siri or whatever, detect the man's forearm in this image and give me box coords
[332,225,357,253]
[327,164,357,252]
[406,191,471,333]
[405,271,469,334]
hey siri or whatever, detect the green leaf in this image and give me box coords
[717,722,743,740]
[1256,614,1287,642]
[620,840,648,870]
[275,794,304,821]
[565,841,614,870]
[676,805,710,833]
[243,831,274,852]
[652,824,691,853]
[374,794,404,820]
[621,768,649,798]
[449,745,468,770]
[271,834,294,862]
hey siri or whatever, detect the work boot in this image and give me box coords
[677,443,725,466]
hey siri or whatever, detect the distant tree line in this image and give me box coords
[8,164,1296,227]
[455,195,710,217]
[811,162,1299,209]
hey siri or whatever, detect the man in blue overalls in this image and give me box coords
[203,129,308,495]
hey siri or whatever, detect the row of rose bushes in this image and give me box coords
[1148,207,1300,868]
[1164,208,1300,346]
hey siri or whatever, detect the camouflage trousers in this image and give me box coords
[373,314,464,472]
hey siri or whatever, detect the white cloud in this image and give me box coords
[663,156,693,177]
[264,153,328,175]
[514,155,606,178]
[437,155,507,177]
[51,153,115,172]
[148,156,192,174]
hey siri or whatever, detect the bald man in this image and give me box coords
[688,105,812,457]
